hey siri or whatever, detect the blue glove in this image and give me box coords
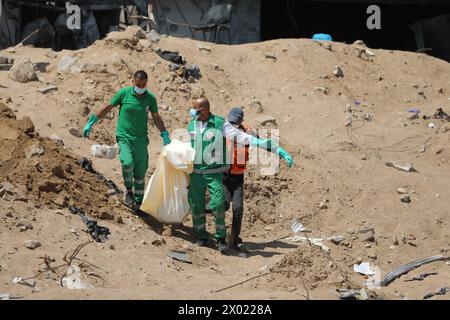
[83,114,98,138]
[160,130,171,146]
[276,147,294,168]
[250,137,278,152]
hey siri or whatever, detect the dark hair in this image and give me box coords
[134,70,148,80]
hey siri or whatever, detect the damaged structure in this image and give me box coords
[2,0,450,62]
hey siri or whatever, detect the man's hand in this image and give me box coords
[83,114,98,138]
[160,130,171,146]
[276,147,294,168]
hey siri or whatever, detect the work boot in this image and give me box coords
[124,189,134,208]
[195,238,209,247]
[216,238,228,254]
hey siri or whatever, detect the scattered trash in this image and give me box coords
[423,287,450,300]
[336,289,359,300]
[428,123,436,128]
[385,161,417,172]
[288,236,330,253]
[343,116,353,128]
[354,262,376,276]
[61,265,91,290]
[436,148,444,155]
[433,107,450,120]
[291,219,307,233]
[418,144,426,153]
[23,240,41,250]
[359,288,369,300]
[333,65,344,78]
[155,48,184,65]
[78,157,122,195]
[50,134,64,147]
[0,293,23,300]
[400,195,411,203]
[363,113,372,121]
[405,272,438,282]
[57,55,78,73]
[396,187,408,194]
[366,255,445,287]
[68,206,110,242]
[407,108,420,114]
[12,277,39,291]
[37,85,58,94]
[264,53,277,60]
[328,236,345,245]
[318,200,328,209]
[91,144,117,159]
[167,251,192,264]
[358,228,375,242]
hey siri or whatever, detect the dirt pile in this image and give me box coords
[0,103,124,221]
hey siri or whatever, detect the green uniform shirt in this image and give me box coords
[110,86,158,139]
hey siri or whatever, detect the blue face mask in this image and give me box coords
[134,86,146,95]
[190,108,201,119]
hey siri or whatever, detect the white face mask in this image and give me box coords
[232,124,239,128]
[134,86,146,95]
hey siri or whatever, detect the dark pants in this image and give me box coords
[222,172,244,246]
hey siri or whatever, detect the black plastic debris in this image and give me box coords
[68,206,110,242]
[433,108,450,121]
[78,157,122,195]
[156,49,185,65]
[423,287,450,300]
[405,272,438,282]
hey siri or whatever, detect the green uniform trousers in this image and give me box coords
[117,136,149,204]
[188,172,226,240]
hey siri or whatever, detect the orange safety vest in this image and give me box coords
[227,123,253,175]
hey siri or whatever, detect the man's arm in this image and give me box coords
[151,112,167,133]
[151,112,171,146]
[96,104,115,119]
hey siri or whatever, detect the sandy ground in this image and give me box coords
[0,28,450,300]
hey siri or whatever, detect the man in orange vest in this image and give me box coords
[223,107,293,254]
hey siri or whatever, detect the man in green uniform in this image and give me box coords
[82,70,170,212]
[188,98,293,253]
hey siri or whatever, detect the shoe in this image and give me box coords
[133,206,146,218]
[195,238,209,247]
[124,189,134,208]
[216,238,228,253]
[229,236,243,250]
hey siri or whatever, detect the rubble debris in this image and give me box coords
[69,127,82,138]
[8,58,38,83]
[396,187,408,194]
[288,236,330,253]
[37,85,58,94]
[256,115,277,126]
[45,51,58,59]
[400,195,411,203]
[333,66,344,78]
[358,228,375,242]
[314,86,329,95]
[248,100,264,113]
[428,122,436,128]
[50,134,64,147]
[264,53,277,60]
[91,144,117,159]
[405,272,438,282]
[385,161,417,172]
[433,107,450,121]
[328,236,345,245]
[25,142,45,158]
[0,293,24,300]
[23,240,41,250]
[423,287,450,300]
[57,55,78,73]
[366,255,445,287]
[336,289,359,300]
[167,251,192,264]
[318,200,328,209]
[418,144,427,153]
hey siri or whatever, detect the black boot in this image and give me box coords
[124,189,134,208]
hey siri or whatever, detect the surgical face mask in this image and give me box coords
[134,86,146,95]
[190,108,201,119]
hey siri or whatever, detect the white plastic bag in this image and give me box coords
[140,139,195,224]
[91,144,117,159]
